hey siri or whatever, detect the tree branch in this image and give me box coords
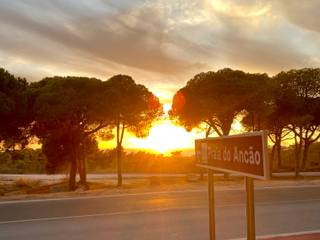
[84,122,109,137]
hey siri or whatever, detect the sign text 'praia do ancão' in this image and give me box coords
[195,131,269,180]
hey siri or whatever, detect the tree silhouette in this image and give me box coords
[29,76,113,190]
[240,74,291,171]
[274,68,320,176]
[170,68,258,137]
[104,75,163,186]
[0,68,30,149]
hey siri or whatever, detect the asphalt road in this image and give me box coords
[1,172,320,182]
[0,185,320,240]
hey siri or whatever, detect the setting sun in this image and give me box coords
[97,103,198,154]
[129,120,194,154]
[98,104,245,154]
[127,103,196,154]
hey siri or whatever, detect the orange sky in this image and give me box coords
[2,1,319,154]
[98,103,244,154]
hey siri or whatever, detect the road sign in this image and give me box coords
[195,131,269,180]
[196,131,269,240]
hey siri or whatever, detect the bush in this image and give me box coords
[0,148,46,174]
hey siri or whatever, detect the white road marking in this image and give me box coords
[257,184,320,190]
[0,189,207,205]
[230,229,320,240]
[1,197,320,225]
[0,206,206,225]
[0,184,319,205]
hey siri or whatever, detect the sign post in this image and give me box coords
[195,131,269,240]
[208,169,216,240]
[246,177,255,240]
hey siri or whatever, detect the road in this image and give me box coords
[0,185,320,240]
[1,172,320,182]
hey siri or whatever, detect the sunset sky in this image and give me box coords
[1,0,320,153]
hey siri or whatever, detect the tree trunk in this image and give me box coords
[200,128,211,181]
[276,142,282,169]
[222,126,231,179]
[294,132,302,179]
[117,143,122,186]
[302,141,310,170]
[270,144,275,172]
[116,121,125,187]
[69,158,77,191]
[78,155,88,189]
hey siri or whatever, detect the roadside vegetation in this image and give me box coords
[1,67,320,193]
[170,68,320,177]
[1,145,320,175]
[0,69,162,190]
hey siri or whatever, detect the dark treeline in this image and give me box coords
[0,68,163,190]
[1,67,320,189]
[1,145,320,175]
[170,68,320,177]
[0,149,195,174]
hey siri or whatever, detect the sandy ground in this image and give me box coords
[1,173,320,202]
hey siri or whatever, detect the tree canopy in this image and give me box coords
[29,76,114,189]
[273,68,320,173]
[0,68,29,149]
[103,75,163,186]
[171,67,320,176]
[2,66,320,186]
[170,68,268,137]
[27,75,162,189]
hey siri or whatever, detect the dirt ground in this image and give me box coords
[1,174,320,202]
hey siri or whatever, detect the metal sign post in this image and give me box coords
[246,177,255,240]
[208,169,216,240]
[195,131,269,240]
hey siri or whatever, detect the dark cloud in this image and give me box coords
[204,9,313,74]
[0,0,205,77]
[0,0,319,93]
[275,0,320,34]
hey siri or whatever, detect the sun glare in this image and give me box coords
[129,104,194,154]
[129,120,194,154]
[98,103,244,154]
[232,120,242,132]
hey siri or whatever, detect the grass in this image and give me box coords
[14,178,41,188]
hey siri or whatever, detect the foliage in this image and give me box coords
[171,67,320,176]
[1,66,320,182]
[0,68,30,149]
[29,76,114,189]
[103,75,163,186]
[0,148,197,174]
[170,68,267,137]
[0,148,46,173]
[273,68,320,175]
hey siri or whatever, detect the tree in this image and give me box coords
[240,73,271,131]
[104,75,162,186]
[170,68,257,138]
[241,75,291,171]
[274,68,320,176]
[29,76,114,190]
[170,68,262,179]
[0,68,30,149]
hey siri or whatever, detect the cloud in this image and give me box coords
[203,6,312,73]
[0,0,320,98]
[274,0,320,34]
[0,0,206,78]
[181,0,319,74]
